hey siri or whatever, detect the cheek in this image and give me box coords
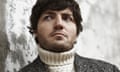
[37,28,48,38]
[68,24,77,35]
[36,24,53,38]
[67,24,77,40]
[36,24,45,37]
[37,21,54,31]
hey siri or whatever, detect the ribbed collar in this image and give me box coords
[38,46,75,66]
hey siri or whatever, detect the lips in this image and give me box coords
[50,32,67,37]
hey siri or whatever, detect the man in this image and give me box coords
[19,0,120,72]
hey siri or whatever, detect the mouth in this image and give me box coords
[50,32,67,38]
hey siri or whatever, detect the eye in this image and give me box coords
[62,14,74,22]
[43,15,54,21]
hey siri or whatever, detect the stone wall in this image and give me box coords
[0,0,120,72]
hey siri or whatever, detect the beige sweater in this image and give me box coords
[38,46,76,72]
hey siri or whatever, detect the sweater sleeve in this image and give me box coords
[113,65,120,72]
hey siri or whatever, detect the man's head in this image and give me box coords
[30,0,83,52]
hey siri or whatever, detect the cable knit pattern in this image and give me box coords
[38,47,75,72]
[38,47,75,65]
[48,64,75,72]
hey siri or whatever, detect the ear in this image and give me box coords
[74,40,77,44]
[31,29,37,38]
[73,37,77,44]
[33,30,37,37]
[32,31,39,43]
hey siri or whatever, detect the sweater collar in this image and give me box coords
[32,54,81,72]
[38,46,75,66]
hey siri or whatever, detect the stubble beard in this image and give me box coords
[38,39,74,53]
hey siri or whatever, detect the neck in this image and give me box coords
[38,46,75,66]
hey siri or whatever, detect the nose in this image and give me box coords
[54,15,64,30]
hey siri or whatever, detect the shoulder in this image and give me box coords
[18,56,47,72]
[18,57,39,72]
[75,54,120,72]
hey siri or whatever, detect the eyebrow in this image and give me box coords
[43,10,73,16]
[62,13,73,17]
[43,11,56,15]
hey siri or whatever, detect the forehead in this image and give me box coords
[42,8,73,15]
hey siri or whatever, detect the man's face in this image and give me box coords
[35,8,77,52]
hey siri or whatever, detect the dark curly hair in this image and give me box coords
[30,0,83,36]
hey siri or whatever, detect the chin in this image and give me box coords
[49,42,73,52]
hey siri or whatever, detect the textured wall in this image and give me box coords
[75,0,120,69]
[5,0,37,72]
[0,0,9,72]
[0,0,120,72]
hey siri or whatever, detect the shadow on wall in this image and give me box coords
[0,0,9,72]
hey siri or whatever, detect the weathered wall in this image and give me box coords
[0,0,120,72]
[75,0,120,69]
[0,0,8,72]
[5,0,37,72]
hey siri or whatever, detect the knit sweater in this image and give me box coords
[19,54,120,72]
[38,47,76,72]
